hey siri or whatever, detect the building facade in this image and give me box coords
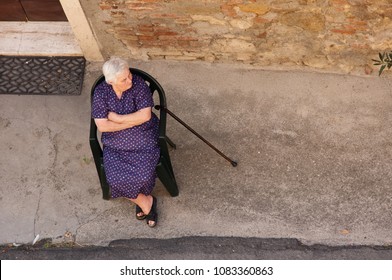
[2,0,392,75]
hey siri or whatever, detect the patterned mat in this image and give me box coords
[0,56,85,95]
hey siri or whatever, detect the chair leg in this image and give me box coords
[156,162,179,197]
[99,165,111,200]
[165,136,176,149]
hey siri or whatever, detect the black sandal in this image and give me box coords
[146,196,158,228]
[135,205,146,220]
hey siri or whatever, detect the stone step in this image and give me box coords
[0,21,82,56]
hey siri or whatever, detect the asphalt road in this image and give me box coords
[2,237,392,260]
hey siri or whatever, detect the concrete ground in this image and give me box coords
[0,60,391,248]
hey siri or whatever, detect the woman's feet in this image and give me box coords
[135,205,146,220]
[134,196,157,227]
[145,196,158,228]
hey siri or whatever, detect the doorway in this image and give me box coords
[0,0,67,21]
[0,0,80,57]
[0,0,102,61]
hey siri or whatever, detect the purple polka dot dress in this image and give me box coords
[92,74,160,199]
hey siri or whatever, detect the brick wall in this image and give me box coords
[89,0,392,74]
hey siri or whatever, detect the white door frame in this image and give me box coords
[59,0,104,61]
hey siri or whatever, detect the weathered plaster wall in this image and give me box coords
[83,0,392,75]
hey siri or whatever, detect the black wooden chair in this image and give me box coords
[89,68,179,200]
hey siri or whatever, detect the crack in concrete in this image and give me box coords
[33,184,45,238]
[74,206,123,239]
[32,125,58,240]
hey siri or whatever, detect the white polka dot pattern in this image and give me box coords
[92,74,160,199]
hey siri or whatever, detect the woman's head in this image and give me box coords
[102,57,129,84]
[102,57,132,92]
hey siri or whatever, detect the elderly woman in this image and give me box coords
[92,57,159,227]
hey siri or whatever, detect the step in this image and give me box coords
[0,21,83,56]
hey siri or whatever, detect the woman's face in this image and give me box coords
[113,69,132,92]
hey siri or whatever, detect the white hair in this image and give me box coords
[102,57,129,84]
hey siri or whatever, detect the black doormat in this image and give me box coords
[0,56,86,95]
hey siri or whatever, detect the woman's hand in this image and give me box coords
[96,108,151,132]
[108,112,123,123]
